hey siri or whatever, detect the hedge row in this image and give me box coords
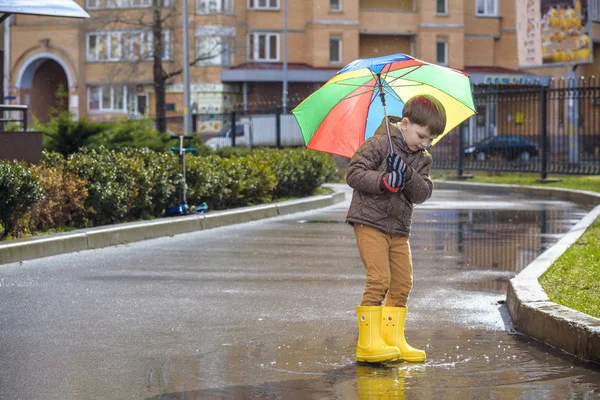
[0,147,336,239]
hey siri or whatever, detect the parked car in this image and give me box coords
[464,136,539,161]
[204,115,304,149]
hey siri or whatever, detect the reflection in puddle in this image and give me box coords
[411,208,589,293]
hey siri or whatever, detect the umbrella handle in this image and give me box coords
[382,176,400,193]
[383,104,394,156]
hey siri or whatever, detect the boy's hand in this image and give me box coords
[388,153,407,175]
[383,170,406,192]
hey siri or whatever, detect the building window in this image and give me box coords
[476,0,497,16]
[436,38,447,65]
[87,30,171,61]
[248,0,278,10]
[592,0,600,22]
[329,35,342,64]
[330,0,341,11]
[197,0,233,14]
[248,32,279,61]
[86,0,171,9]
[148,31,172,60]
[437,0,447,14]
[88,85,127,112]
[196,25,235,65]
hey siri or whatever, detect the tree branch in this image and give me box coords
[163,40,226,80]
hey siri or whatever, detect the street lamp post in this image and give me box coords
[182,0,191,135]
[282,0,288,113]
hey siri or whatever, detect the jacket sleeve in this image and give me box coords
[346,136,387,195]
[402,152,433,204]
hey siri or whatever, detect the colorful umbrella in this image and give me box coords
[292,53,476,158]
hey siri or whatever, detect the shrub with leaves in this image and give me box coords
[186,154,276,209]
[65,147,181,224]
[38,111,106,156]
[0,161,43,238]
[119,148,181,218]
[25,162,89,233]
[66,147,139,225]
[259,149,336,198]
[87,118,172,152]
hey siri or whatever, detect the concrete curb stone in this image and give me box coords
[0,190,345,266]
[436,180,600,363]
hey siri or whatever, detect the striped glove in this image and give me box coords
[388,153,407,175]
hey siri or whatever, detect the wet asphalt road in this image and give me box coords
[1,184,599,400]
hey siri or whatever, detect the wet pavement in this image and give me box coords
[1,184,599,399]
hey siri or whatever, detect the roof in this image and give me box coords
[0,0,89,19]
[221,63,339,83]
[229,62,339,71]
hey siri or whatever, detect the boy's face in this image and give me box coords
[398,117,436,152]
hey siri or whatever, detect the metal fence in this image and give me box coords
[432,78,600,177]
[166,82,600,177]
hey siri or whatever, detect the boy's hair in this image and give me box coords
[401,94,447,137]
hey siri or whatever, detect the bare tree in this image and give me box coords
[87,0,235,133]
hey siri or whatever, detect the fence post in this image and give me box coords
[540,85,548,181]
[457,122,465,178]
[275,107,282,148]
[230,111,236,147]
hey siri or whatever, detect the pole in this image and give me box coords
[179,135,187,203]
[282,0,288,113]
[457,122,465,178]
[540,85,548,181]
[182,0,191,135]
[3,17,10,130]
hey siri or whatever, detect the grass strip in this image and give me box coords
[539,218,600,318]
[431,171,600,193]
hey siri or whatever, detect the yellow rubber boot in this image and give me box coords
[356,306,401,363]
[381,306,426,362]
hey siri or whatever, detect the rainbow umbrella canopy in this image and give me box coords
[292,53,476,158]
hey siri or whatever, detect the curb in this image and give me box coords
[436,180,600,363]
[0,190,346,266]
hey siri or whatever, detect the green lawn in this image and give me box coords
[431,170,600,193]
[539,218,600,318]
[434,170,600,319]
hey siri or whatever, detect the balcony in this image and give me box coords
[359,8,418,35]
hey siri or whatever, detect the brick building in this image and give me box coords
[4,0,600,135]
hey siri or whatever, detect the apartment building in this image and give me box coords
[6,0,600,134]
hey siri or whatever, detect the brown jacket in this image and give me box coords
[346,118,433,236]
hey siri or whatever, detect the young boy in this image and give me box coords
[346,94,446,363]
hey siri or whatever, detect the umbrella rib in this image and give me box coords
[383,64,477,113]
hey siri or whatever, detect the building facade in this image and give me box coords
[6,0,600,135]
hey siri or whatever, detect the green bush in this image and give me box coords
[257,149,336,198]
[39,112,172,155]
[23,163,89,234]
[66,147,182,225]
[186,154,276,209]
[1,146,336,239]
[0,161,43,238]
[119,148,182,218]
[87,118,172,152]
[38,111,106,156]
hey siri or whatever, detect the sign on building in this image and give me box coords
[516,0,592,68]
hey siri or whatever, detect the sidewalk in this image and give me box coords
[0,190,345,266]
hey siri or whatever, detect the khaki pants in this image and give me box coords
[354,224,413,307]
